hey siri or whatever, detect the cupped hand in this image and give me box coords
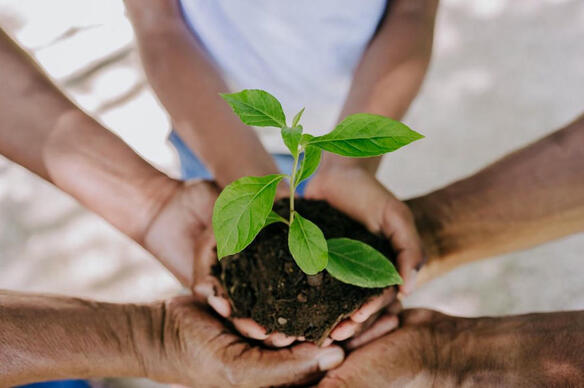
[142,178,304,347]
[151,296,345,387]
[303,166,425,342]
[142,179,221,295]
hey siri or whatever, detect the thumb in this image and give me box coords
[239,343,345,387]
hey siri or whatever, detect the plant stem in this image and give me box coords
[289,152,299,224]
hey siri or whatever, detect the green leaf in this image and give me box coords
[292,107,305,127]
[288,213,328,275]
[326,238,402,288]
[213,174,285,259]
[281,125,303,157]
[308,113,423,157]
[295,145,321,185]
[300,133,314,146]
[264,210,288,227]
[220,89,286,128]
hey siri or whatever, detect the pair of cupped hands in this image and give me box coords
[142,166,426,387]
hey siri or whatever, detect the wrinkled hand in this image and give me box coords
[320,308,584,387]
[304,166,425,342]
[150,296,345,387]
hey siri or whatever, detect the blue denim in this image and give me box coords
[16,380,90,388]
[169,131,311,195]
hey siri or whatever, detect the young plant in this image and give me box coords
[213,89,423,288]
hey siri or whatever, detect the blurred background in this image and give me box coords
[0,0,583,386]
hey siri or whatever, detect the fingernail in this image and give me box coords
[318,347,344,370]
[194,283,213,298]
[331,323,357,341]
[405,269,418,295]
[351,310,368,323]
[208,295,230,318]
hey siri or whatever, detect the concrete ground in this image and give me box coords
[1,0,583,386]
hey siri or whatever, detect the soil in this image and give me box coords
[213,198,395,343]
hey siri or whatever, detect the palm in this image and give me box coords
[159,296,345,387]
[303,167,424,342]
[142,180,219,292]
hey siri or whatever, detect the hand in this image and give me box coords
[319,308,584,387]
[304,166,425,342]
[149,296,345,387]
[143,178,304,348]
[142,179,220,294]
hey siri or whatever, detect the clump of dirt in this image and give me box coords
[214,198,395,343]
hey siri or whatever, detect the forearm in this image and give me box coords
[442,311,584,386]
[321,0,438,174]
[0,290,163,386]
[125,0,278,186]
[409,113,584,282]
[0,28,179,243]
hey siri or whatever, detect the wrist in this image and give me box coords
[309,162,375,199]
[0,292,161,385]
[48,110,182,244]
[122,301,170,383]
[318,152,380,177]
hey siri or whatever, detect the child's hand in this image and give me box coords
[304,166,425,342]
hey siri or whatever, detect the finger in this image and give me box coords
[240,343,344,387]
[387,299,403,315]
[193,229,218,279]
[232,318,269,340]
[346,314,399,350]
[330,319,359,341]
[381,205,425,295]
[264,332,297,347]
[396,249,423,295]
[207,295,231,318]
[350,287,396,323]
[192,275,224,303]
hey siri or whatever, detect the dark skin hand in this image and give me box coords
[319,308,584,388]
[0,291,345,387]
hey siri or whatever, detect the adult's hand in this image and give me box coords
[150,296,345,387]
[0,291,344,387]
[319,308,584,387]
[304,166,425,342]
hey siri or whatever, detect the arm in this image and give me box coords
[0,291,343,386]
[0,290,159,385]
[319,0,439,175]
[0,27,216,287]
[409,113,584,283]
[0,27,177,246]
[305,0,438,309]
[123,0,279,187]
[320,308,584,387]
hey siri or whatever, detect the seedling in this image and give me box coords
[213,89,423,288]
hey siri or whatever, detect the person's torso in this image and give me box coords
[179,0,386,152]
